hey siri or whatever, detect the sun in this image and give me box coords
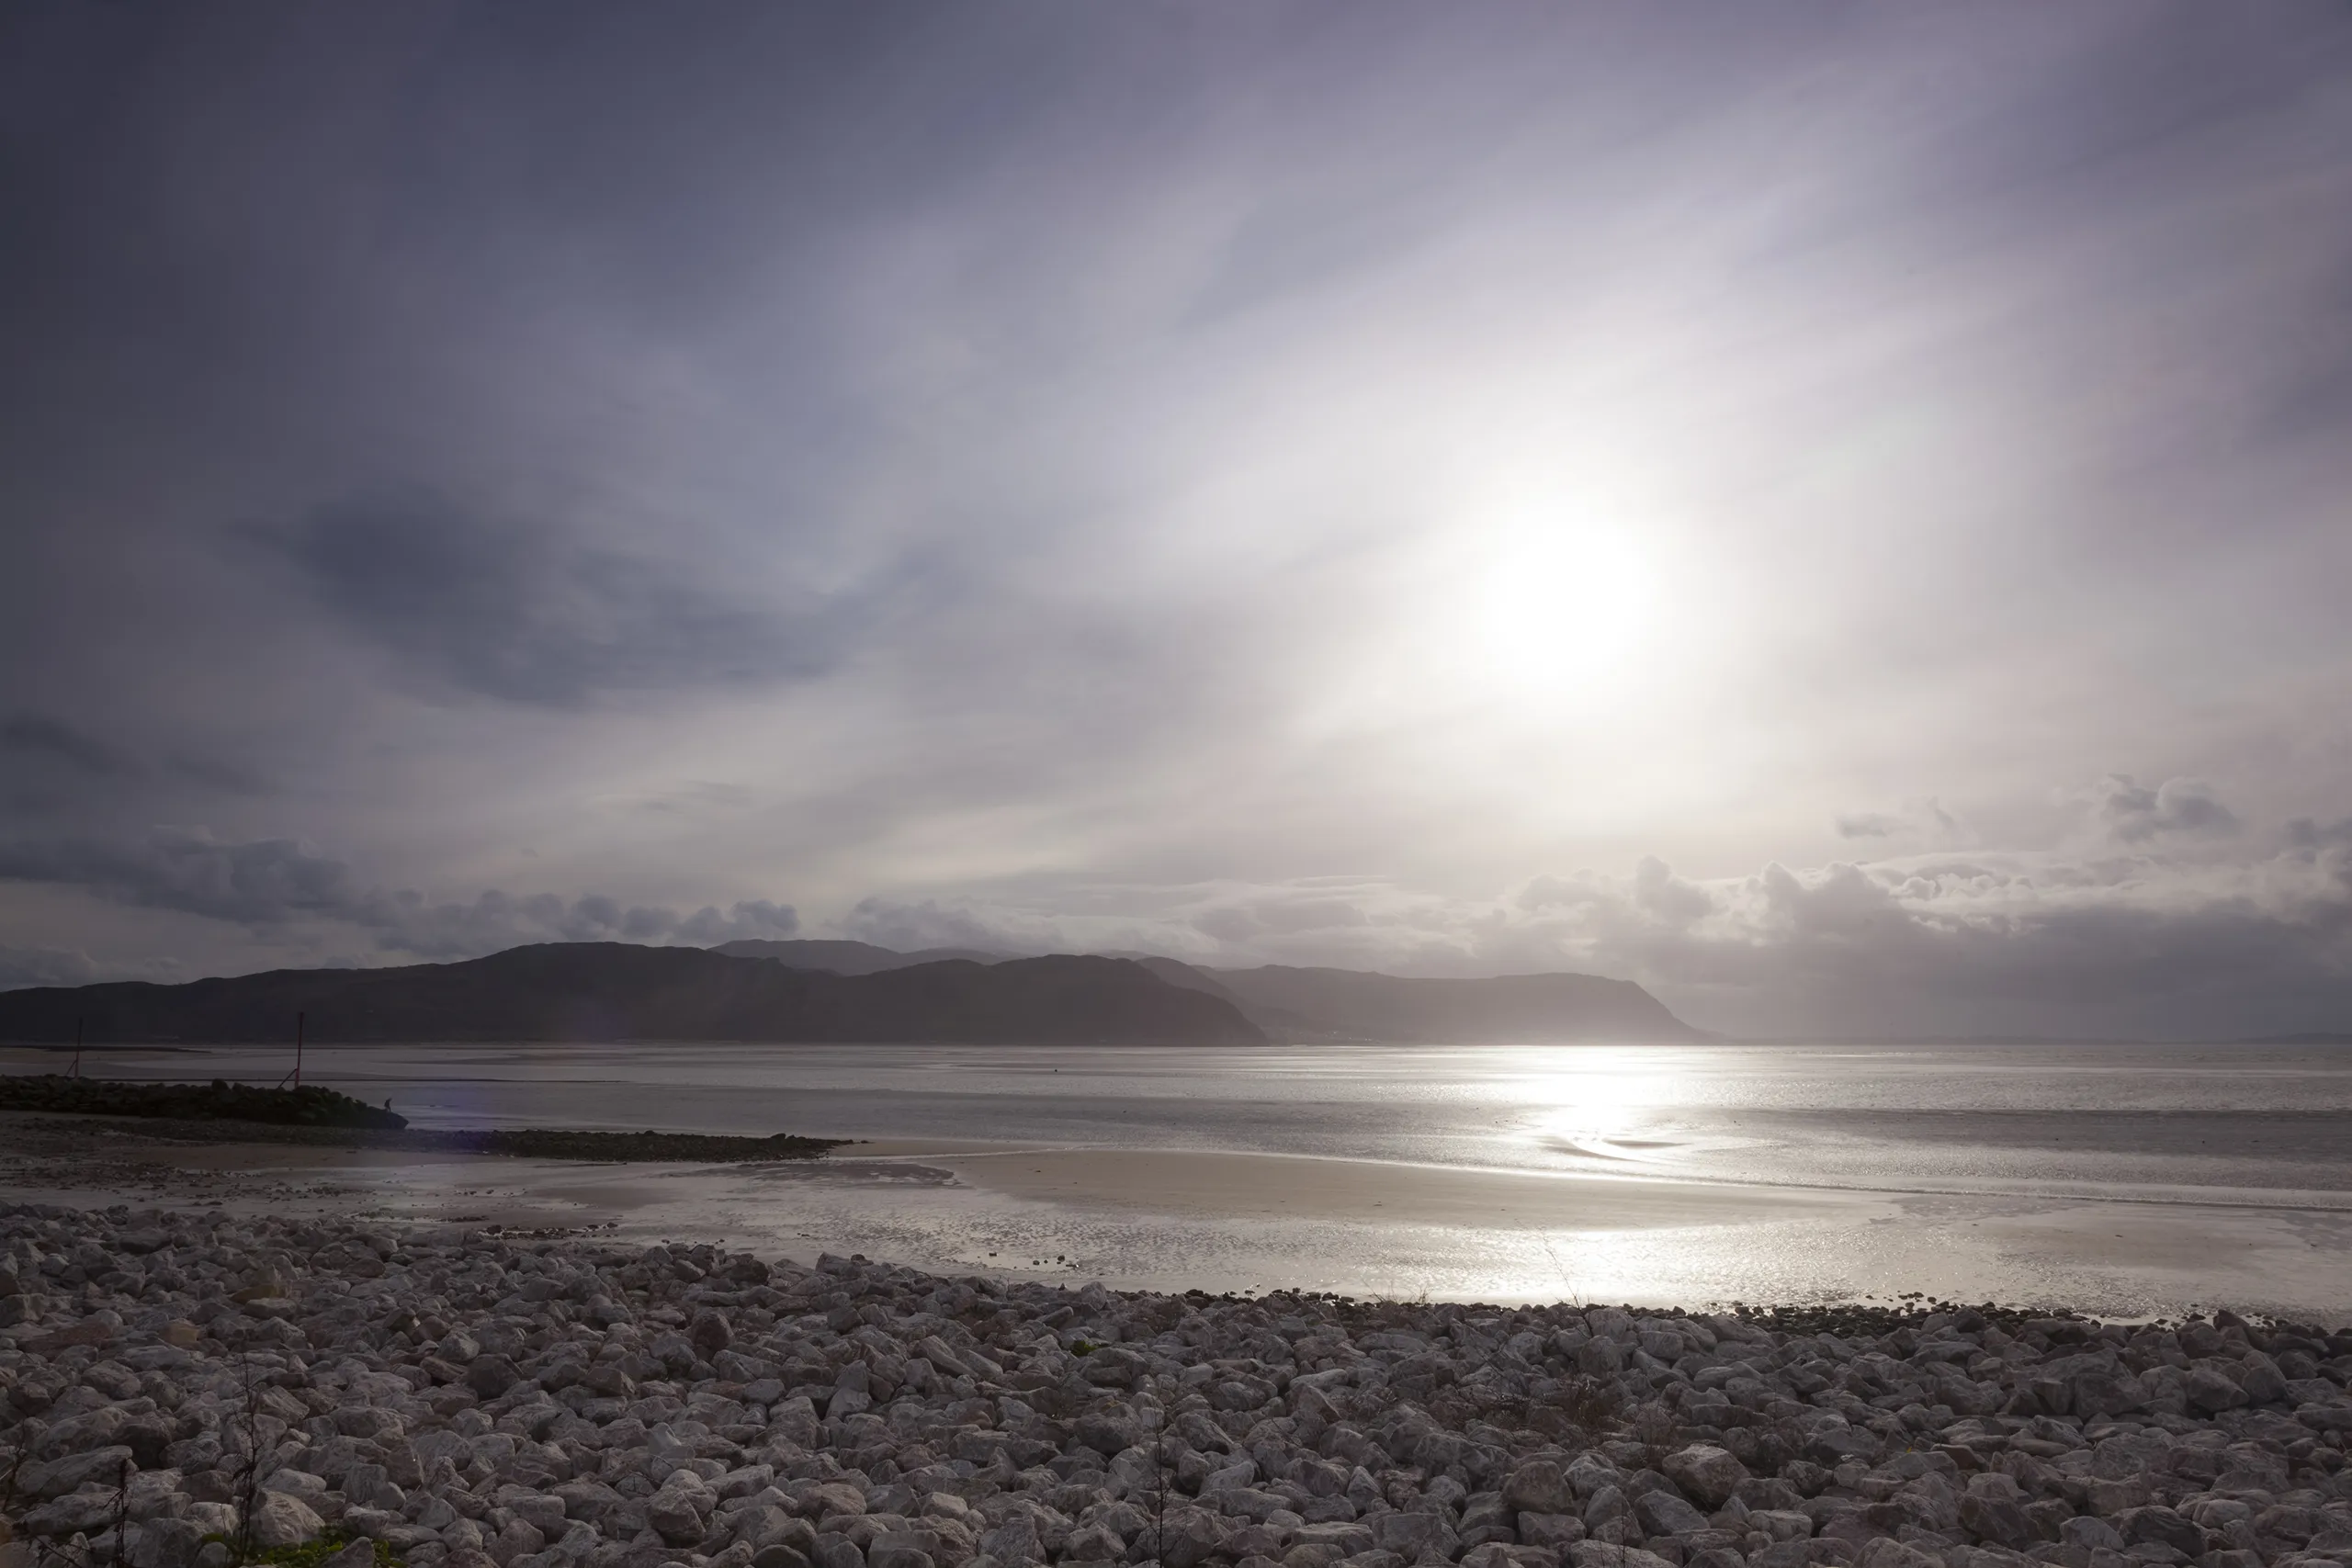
[1462,518,1661,698]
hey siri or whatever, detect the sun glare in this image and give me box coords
[1471,524,1659,693]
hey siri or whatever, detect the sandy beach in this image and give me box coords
[932,1149,1856,1231]
[16,1104,2352,1319]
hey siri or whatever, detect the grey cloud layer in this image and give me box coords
[2,4,2348,1032]
[837,784,2352,1040]
[258,492,843,705]
[0,829,797,964]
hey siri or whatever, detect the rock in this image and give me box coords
[1803,1426,1879,1467]
[248,1492,327,1551]
[2115,1506,2205,1558]
[1520,1514,1586,1551]
[813,1534,866,1568]
[1506,1461,1578,1517]
[22,1445,135,1501]
[129,1517,207,1568]
[1632,1489,1709,1538]
[1371,1511,1457,1560]
[2069,1373,2143,1418]
[1568,1543,1677,1568]
[691,1308,734,1357]
[0,1193,2335,1568]
[2183,1368,2248,1415]
[978,1517,1043,1565]
[1858,1540,1942,1568]
[1159,1507,1228,1568]
[1072,1411,1139,1457]
[2239,1359,2288,1405]
[489,1518,543,1566]
[468,1354,522,1400]
[2061,1517,2125,1552]
[1660,1447,1749,1511]
[648,1488,713,1545]
[1960,1495,2035,1549]
[743,1510,818,1555]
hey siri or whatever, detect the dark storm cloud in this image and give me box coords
[0,827,798,976]
[258,491,837,705]
[2,716,270,806]
[0,945,99,991]
[1,716,137,778]
[0,830,353,926]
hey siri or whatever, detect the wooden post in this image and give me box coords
[295,1011,304,1089]
[72,1016,83,1078]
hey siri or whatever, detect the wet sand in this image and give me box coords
[931,1145,1856,1228]
[13,1111,2352,1314]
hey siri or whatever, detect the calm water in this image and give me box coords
[24,1041,2352,1318]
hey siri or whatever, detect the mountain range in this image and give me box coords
[0,944,1262,1045]
[712,938,1700,1043]
[0,939,1698,1046]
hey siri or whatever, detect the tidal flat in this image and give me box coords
[7,1041,2352,1317]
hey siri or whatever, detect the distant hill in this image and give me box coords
[1198,963,1700,1043]
[0,943,1262,1045]
[1109,955,1332,1039]
[711,938,1009,975]
[1100,950,1699,1042]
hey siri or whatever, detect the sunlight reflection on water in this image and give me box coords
[18,1039,2352,1315]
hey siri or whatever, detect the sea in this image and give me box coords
[27,1040,2352,1321]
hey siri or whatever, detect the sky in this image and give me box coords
[3,2,2350,1040]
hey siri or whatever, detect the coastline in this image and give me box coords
[12,1111,2352,1319]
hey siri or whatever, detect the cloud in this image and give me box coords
[345,889,800,960]
[0,829,356,924]
[257,490,840,705]
[0,944,97,990]
[1835,800,1961,841]
[804,784,2352,1038]
[836,897,1030,953]
[0,944,188,994]
[2,716,138,777]
[1632,855,1717,924]
[0,826,797,963]
[2090,775,2241,842]
[2,8,2348,1035]
[4,779,2346,1035]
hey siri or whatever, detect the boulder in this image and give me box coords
[978,1516,1043,1565]
[647,1475,714,1545]
[247,1492,326,1551]
[1958,1495,2034,1549]
[1632,1490,1709,1538]
[2183,1368,2248,1415]
[1520,1514,1586,1551]
[1158,1507,1227,1568]
[1660,1448,1748,1512]
[1506,1462,1578,1517]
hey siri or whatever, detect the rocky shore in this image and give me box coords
[0,1078,842,1163]
[6,1203,2352,1568]
[0,1077,411,1132]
